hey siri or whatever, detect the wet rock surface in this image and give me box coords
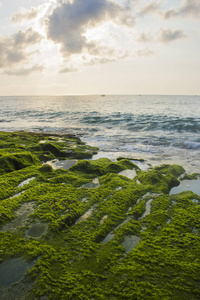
[0,257,35,288]
[0,132,200,299]
[170,179,200,196]
[1,203,35,232]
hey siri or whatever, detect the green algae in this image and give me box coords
[136,164,183,194]
[0,131,200,299]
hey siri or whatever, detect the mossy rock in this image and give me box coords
[39,164,53,173]
[154,164,185,178]
[181,173,200,180]
[1,131,200,300]
[137,165,184,193]
[0,152,40,174]
[117,159,139,170]
[40,142,68,158]
[69,158,110,176]
[137,170,170,193]
[103,162,124,174]
[72,145,98,159]
[117,156,145,162]
[72,151,93,159]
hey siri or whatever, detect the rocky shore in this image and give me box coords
[0,131,200,299]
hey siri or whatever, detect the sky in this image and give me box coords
[0,0,199,95]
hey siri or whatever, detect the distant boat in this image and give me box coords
[101,94,105,97]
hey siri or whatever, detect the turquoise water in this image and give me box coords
[0,95,199,172]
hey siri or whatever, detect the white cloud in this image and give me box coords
[59,66,78,73]
[135,47,154,57]
[47,0,135,61]
[157,29,187,44]
[4,64,44,76]
[139,1,161,16]
[137,30,154,43]
[14,28,42,46]
[0,28,43,74]
[163,0,200,19]
[11,7,39,23]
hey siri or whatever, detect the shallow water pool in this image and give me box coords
[170,180,200,196]
[0,258,34,288]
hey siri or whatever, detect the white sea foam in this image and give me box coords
[0,95,200,173]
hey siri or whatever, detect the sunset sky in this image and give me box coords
[0,0,199,95]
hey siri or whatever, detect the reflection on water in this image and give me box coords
[122,235,141,252]
[140,199,153,219]
[75,207,94,224]
[166,218,173,224]
[81,197,89,203]
[102,232,115,244]
[131,160,151,171]
[26,223,48,238]
[8,190,26,199]
[115,216,132,231]
[81,178,100,189]
[18,177,36,188]
[100,215,108,224]
[46,159,78,170]
[192,227,199,235]
[170,180,200,196]
[0,202,35,232]
[191,199,199,204]
[0,258,34,288]
[118,169,137,179]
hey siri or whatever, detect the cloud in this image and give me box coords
[0,36,25,68]
[47,0,135,57]
[14,28,42,46]
[11,7,39,23]
[83,56,117,67]
[59,48,129,73]
[3,65,45,76]
[163,0,200,19]
[0,28,43,69]
[59,66,78,73]
[137,28,187,45]
[157,29,187,44]
[135,48,154,57]
[137,31,153,43]
[139,1,161,16]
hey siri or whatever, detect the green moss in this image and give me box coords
[0,131,200,300]
[117,156,145,162]
[69,158,137,178]
[0,152,40,174]
[154,164,185,178]
[39,142,68,158]
[136,166,181,194]
[0,131,99,163]
[72,145,98,158]
[39,164,53,173]
[69,158,110,176]
[181,173,200,180]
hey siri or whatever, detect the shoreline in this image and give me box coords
[0,131,200,299]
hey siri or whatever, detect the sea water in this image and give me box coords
[0,95,199,173]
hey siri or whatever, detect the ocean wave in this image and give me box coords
[171,140,200,150]
[125,116,200,133]
[80,112,133,125]
[80,113,200,133]
[0,119,13,123]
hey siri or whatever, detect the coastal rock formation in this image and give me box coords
[0,131,200,299]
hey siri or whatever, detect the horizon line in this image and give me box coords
[0,93,199,97]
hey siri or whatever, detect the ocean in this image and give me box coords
[0,94,199,173]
